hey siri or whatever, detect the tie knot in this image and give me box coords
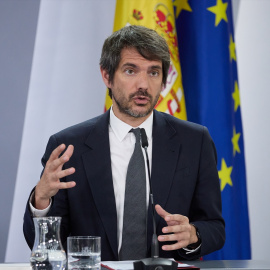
[130,128,141,143]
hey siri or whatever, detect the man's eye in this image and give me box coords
[125,69,134,75]
[150,71,159,76]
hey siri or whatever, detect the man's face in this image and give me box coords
[103,48,163,122]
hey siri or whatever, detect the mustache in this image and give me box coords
[129,90,151,99]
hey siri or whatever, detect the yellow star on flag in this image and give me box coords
[219,158,233,191]
[229,34,236,62]
[173,0,192,18]
[232,81,240,112]
[207,0,228,27]
[231,127,241,156]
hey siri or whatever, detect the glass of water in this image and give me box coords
[67,236,101,270]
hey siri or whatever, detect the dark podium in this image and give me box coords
[100,260,270,270]
[184,260,270,270]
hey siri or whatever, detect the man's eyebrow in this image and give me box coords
[121,63,138,68]
[121,63,162,70]
[150,65,162,70]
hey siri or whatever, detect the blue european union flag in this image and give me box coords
[175,0,251,259]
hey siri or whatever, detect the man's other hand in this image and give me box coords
[34,144,76,209]
[155,204,198,251]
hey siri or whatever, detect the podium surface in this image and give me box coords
[184,260,270,270]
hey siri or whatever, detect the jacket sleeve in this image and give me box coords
[178,127,225,260]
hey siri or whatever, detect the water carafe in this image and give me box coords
[30,217,66,270]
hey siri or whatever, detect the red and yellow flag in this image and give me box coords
[104,0,187,120]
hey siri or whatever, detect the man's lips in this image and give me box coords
[132,95,150,105]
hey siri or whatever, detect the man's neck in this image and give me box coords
[111,106,152,127]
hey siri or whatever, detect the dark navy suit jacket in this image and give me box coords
[23,109,225,261]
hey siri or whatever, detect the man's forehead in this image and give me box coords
[119,47,162,66]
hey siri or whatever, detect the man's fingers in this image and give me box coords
[56,167,75,179]
[155,206,193,252]
[158,231,189,242]
[163,213,189,224]
[35,144,76,207]
[57,181,76,190]
[161,224,189,234]
[158,231,190,251]
[155,205,189,225]
[64,144,74,158]
[49,144,74,162]
[49,144,66,161]
[47,145,74,171]
[161,242,186,251]
[155,204,171,219]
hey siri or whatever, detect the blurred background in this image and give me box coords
[0,0,269,263]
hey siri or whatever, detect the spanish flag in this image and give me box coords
[104,0,187,120]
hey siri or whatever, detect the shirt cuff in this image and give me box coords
[182,243,202,254]
[29,191,52,217]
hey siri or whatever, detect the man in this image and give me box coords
[23,25,225,261]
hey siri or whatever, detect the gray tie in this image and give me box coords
[120,128,147,260]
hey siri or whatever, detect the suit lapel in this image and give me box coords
[147,111,181,249]
[81,111,118,259]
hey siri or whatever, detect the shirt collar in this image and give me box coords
[109,107,153,142]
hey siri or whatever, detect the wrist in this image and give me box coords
[190,224,198,244]
[33,190,50,210]
[186,224,201,249]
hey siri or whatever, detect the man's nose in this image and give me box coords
[136,72,149,90]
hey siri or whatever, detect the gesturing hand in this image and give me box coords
[34,144,76,210]
[155,204,198,251]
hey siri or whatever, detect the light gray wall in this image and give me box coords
[235,0,270,260]
[5,0,115,262]
[0,0,40,262]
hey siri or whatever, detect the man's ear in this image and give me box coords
[100,67,111,88]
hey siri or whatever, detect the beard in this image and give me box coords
[112,89,160,118]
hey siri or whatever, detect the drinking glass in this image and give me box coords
[67,236,101,270]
